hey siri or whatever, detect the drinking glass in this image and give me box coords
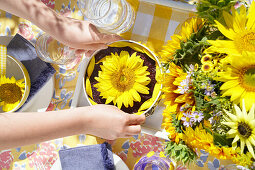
[35,33,82,70]
[78,0,135,34]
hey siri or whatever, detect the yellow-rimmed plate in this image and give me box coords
[0,36,54,112]
[1,54,31,112]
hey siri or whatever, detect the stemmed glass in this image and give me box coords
[35,33,83,70]
[77,0,135,34]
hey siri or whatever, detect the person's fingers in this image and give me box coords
[74,49,86,55]
[106,140,116,145]
[124,125,142,135]
[94,33,123,44]
[70,49,94,57]
[126,114,146,125]
[85,50,95,57]
[70,43,108,50]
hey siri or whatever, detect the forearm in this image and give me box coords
[0,0,65,39]
[0,107,89,150]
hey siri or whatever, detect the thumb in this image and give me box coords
[126,114,146,125]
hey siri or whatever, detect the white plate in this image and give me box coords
[0,36,54,112]
[20,77,54,112]
[50,153,129,170]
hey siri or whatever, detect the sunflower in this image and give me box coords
[0,75,25,112]
[162,107,183,143]
[94,51,151,109]
[182,124,237,160]
[201,54,212,64]
[207,1,255,55]
[232,148,253,167]
[216,52,255,111]
[201,61,214,73]
[161,63,194,118]
[223,102,255,158]
[159,17,204,63]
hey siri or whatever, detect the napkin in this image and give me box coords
[7,34,56,111]
[59,142,115,170]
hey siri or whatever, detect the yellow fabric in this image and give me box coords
[0,45,7,75]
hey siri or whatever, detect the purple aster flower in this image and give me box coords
[202,81,216,96]
[177,75,191,94]
[191,111,204,123]
[181,113,193,127]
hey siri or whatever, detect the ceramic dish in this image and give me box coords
[0,55,31,112]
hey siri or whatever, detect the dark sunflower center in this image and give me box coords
[204,65,209,69]
[203,56,210,62]
[0,83,22,104]
[238,122,252,138]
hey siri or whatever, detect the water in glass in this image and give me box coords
[35,34,82,70]
[78,0,135,34]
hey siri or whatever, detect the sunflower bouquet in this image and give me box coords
[159,0,255,168]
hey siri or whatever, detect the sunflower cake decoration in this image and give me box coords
[94,51,151,109]
[85,41,161,116]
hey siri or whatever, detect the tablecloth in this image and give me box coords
[0,0,233,169]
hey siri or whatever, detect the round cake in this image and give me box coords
[84,41,161,115]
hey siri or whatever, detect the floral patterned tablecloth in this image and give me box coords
[0,0,233,169]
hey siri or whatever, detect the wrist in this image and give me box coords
[75,106,94,134]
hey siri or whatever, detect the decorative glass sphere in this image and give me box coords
[133,151,175,170]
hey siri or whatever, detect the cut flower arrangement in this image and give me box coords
[159,0,255,168]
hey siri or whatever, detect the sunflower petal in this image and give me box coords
[240,139,245,154]
[241,92,255,111]
[215,20,235,40]
[247,1,255,30]
[248,104,255,120]
[246,140,255,158]
[233,135,240,144]
[220,80,239,90]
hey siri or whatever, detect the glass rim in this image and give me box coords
[78,0,112,21]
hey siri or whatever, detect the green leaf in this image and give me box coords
[213,132,233,147]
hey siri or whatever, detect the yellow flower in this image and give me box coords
[223,102,255,158]
[207,2,255,55]
[94,51,151,109]
[161,63,194,118]
[159,17,204,63]
[183,124,237,160]
[0,75,25,112]
[232,148,253,167]
[216,52,255,111]
[201,54,212,64]
[201,61,214,73]
[162,107,183,143]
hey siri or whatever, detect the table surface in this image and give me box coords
[0,0,233,170]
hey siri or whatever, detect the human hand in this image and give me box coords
[49,16,122,56]
[83,104,146,140]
